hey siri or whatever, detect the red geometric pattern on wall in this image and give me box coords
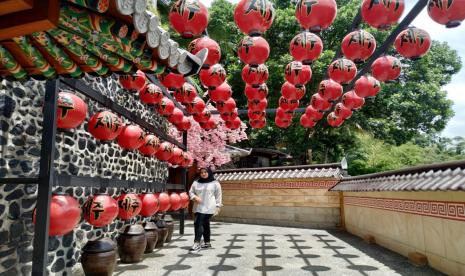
[222,181,339,190]
[345,196,465,222]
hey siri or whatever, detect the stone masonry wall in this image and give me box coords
[0,75,170,275]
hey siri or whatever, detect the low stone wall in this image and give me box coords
[342,191,465,276]
[216,179,341,228]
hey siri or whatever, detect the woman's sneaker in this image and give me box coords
[201,242,212,249]
[189,242,201,253]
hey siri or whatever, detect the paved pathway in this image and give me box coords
[89,221,444,276]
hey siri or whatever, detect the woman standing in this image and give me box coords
[188,167,222,253]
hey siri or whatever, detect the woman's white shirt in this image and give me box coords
[189,180,222,214]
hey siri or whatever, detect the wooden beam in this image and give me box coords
[0,0,33,16]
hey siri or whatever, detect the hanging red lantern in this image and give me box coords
[289,32,324,64]
[139,193,159,217]
[279,97,299,110]
[248,98,268,111]
[276,107,294,121]
[300,114,317,128]
[158,71,185,90]
[237,36,270,65]
[156,192,171,212]
[175,117,192,131]
[234,0,275,35]
[57,92,87,129]
[155,142,174,161]
[371,56,401,82]
[216,98,236,113]
[155,97,175,116]
[140,83,164,105]
[318,79,343,102]
[248,110,266,121]
[327,112,344,127]
[275,116,292,128]
[250,119,266,129]
[117,125,145,150]
[342,90,365,110]
[169,193,182,211]
[361,0,405,29]
[242,64,269,87]
[341,30,376,63]
[193,110,211,123]
[225,117,242,129]
[188,36,221,67]
[394,27,431,59]
[82,193,118,227]
[221,110,239,122]
[209,82,232,103]
[167,108,184,124]
[245,83,268,100]
[427,0,465,27]
[281,82,306,100]
[328,58,357,84]
[199,64,227,89]
[199,117,217,130]
[310,94,332,112]
[284,61,312,86]
[169,0,208,38]
[169,147,185,165]
[180,192,190,208]
[88,111,123,141]
[305,105,324,121]
[354,75,381,98]
[185,97,206,114]
[119,70,146,92]
[334,103,353,120]
[295,0,337,32]
[116,192,142,220]
[174,82,197,103]
[138,134,161,156]
[33,193,81,236]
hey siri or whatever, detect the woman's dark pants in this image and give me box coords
[194,212,212,243]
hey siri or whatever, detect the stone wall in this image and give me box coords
[342,191,465,276]
[0,76,169,275]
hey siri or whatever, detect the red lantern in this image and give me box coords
[193,110,211,123]
[216,98,236,113]
[234,0,275,35]
[156,192,171,212]
[305,106,324,121]
[155,97,175,116]
[310,94,332,112]
[185,97,206,114]
[245,83,268,100]
[285,61,312,86]
[139,193,159,217]
[428,0,465,27]
[169,0,208,38]
[248,110,266,121]
[394,27,431,59]
[117,125,145,150]
[169,193,182,211]
[199,117,217,130]
[334,103,353,120]
[371,56,401,82]
[341,30,376,63]
[57,92,87,129]
[289,32,324,64]
[328,58,357,84]
[354,75,381,98]
[199,64,227,89]
[250,119,266,129]
[276,107,294,121]
[119,70,146,91]
[116,192,142,220]
[156,142,174,161]
[158,71,185,90]
[88,111,123,141]
[300,114,317,128]
[279,97,299,110]
[327,112,344,127]
[82,193,118,227]
[209,82,232,103]
[221,110,239,122]
[225,117,242,129]
[140,83,163,105]
[188,36,221,67]
[342,90,365,110]
[248,98,268,111]
[275,116,292,128]
[281,82,305,100]
[318,79,343,101]
[33,193,81,236]
[175,117,192,131]
[167,108,184,124]
[242,64,269,87]
[138,134,161,156]
[295,0,337,32]
[237,36,270,65]
[169,147,184,165]
[180,192,190,208]
[174,82,197,103]
[361,0,405,29]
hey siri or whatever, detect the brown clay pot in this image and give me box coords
[154,214,168,248]
[81,237,116,276]
[164,215,175,242]
[142,221,159,253]
[117,224,146,263]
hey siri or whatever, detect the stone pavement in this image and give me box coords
[81,221,445,276]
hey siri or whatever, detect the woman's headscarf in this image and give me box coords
[197,167,216,183]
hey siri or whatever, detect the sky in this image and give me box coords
[202,0,465,137]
